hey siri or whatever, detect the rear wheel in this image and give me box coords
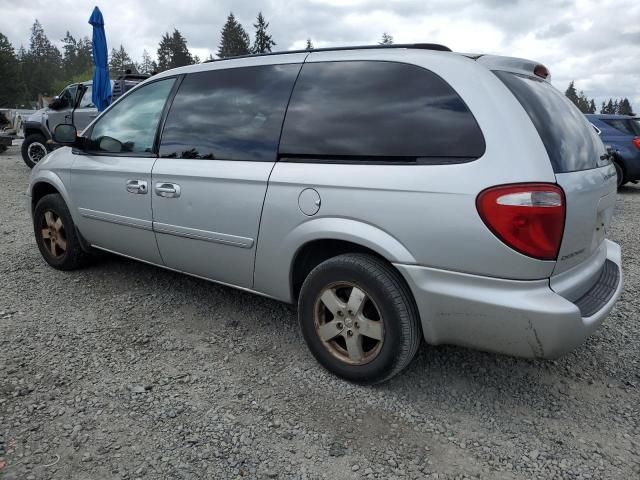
[21,134,49,168]
[33,193,91,270]
[298,254,421,384]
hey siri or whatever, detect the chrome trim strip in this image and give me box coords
[153,222,254,249]
[78,208,153,231]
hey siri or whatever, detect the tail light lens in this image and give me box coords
[632,137,640,150]
[476,183,565,260]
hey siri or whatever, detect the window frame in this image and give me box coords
[76,84,96,109]
[77,75,182,158]
[277,59,486,165]
[57,84,78,110]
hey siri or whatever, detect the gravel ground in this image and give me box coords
[1,143,639,480]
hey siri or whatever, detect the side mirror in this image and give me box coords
[53,124,78,145]
[99,136,123,153]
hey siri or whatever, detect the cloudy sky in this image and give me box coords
[2,0,639,109]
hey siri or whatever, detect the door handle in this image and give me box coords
[155,182,181,198]
[126,179,148,194]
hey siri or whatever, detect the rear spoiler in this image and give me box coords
[467,54,551,82]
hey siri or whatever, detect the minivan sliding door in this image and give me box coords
[151,61,303,288]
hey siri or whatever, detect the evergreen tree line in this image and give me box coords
[564,81,635,116]
[0,11,279,108]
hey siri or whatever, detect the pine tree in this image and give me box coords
[589,99,597,114]
[74,37,93,76]
[618,98,634,116]
[109,45,137,76]
[218,13,250,58]
[251,12,276,54]
[305,38,314,50]
[139,49,157,75]
[157,29,193,71]
[613,99,619,114]
[192,55,201,64]
[171,29,194,66]
[379,32,394,45]
[564,81,579,107]
[0,32,20,107]
[205,53,215,62]
[605,99,614,114]
[22,20,63,99]
[61,31,77,78]
[577,91,591,113]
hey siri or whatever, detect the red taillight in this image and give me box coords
[632,137,640,150]
[534,64,550,79]
[476,183,565,261]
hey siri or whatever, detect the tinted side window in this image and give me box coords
[88,78,175,154]
[159,64,301,161]
[279,61,485,161]
[495,71,604,173]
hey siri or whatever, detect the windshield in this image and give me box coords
[494,71,605,173]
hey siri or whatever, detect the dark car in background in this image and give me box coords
[586,114,640,187]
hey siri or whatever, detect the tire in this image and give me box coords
[614,161,626,188]
[33,193,91,270]
[21,134,49,168]
[298,253,421,384]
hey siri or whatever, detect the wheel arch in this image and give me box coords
[23,121,51,141]
[282,218,417,302]
[29,173,74,217]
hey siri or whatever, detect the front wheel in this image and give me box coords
[298,254,421,384]
[33,193,91,270]
[21,134,49,168]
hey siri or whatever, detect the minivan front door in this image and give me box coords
[151,62,303,288]
[70,78,176,263]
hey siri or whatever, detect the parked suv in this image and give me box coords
[28,45,623,383]
[21,74,148,168]
[586,114,640,187]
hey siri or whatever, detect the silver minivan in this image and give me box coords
[28,44,623,383]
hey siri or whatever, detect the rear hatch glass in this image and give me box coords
[494,71,605,173]
[603,118,640,136]
[494,70,616,279]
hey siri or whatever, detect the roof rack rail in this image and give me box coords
[204,43,452,63]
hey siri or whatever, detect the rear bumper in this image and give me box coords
[395,239,623,359]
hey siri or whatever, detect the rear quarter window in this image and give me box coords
[495,71,605,173]
[279,61,485,163]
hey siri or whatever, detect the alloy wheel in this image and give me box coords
[40,210,67,258]
[314,282,385,365]
[28,142,47,164]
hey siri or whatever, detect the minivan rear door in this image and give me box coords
[494,71,617,275]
